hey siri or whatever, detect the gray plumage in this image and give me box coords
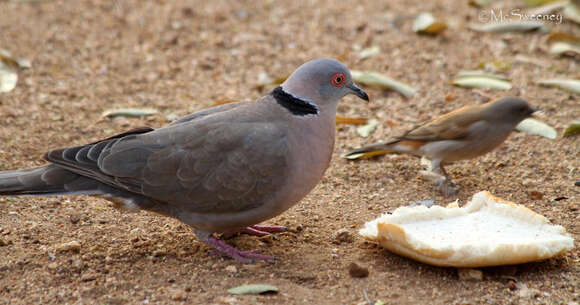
[0,58,369,262]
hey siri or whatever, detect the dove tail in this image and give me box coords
[0,165,101,196]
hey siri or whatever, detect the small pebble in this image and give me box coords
[331,248,339,258]
[55,240,81,252]
[47,262,58,270]
[409,199,435,207]
[105,256,113,264]
[258,234,275,244]
[331,228,353,244]
[69,213,81,224]
[225,265,237,273]
[529,191,544,200]
[152,249,166,257]
[81,272,98,282]
[457,268,483,281]
[517,284,540,299]
[169,288,187,301]
[71,259,84,269]
[348,262,369,278]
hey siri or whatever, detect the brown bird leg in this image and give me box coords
[437,164,458,196]
[195,230,275,263]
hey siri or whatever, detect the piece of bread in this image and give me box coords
[359,191,575,267]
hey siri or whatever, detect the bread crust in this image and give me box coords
[360,191,575,267]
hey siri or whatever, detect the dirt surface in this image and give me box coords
[0,0,579,304]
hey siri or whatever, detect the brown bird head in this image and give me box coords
[485,97,537,125]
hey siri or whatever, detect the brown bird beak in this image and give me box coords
[347,83,369,102]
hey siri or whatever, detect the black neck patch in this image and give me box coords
[271,86,319,116]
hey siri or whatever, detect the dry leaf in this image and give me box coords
[516,118,558,139]
[351,70,417,98]
[452,71,512,90]
[101,108,158,119]
[549,41,580,57]
[413,13,447,35]
[527,0,568,15]
[213,99,240,105]
[455,70,509,80]
[469,21,546,33]
[0,48,31,70]
[335,116,368,125]
[0,62,18,93]
[469,0,492,7]
[522,0,562,5]
[359,46,380,60]
[0,48,31,93]
[273,75,288,85]
[514,55,549,67]
[254,71,273,90]
[478,60,511,72]
[538,79,580,94]
[227,284,278,295]
[547,32,580,57]
[546,32,580,44]
[563,2,580,24]
[356,119,379,137]
[563,121,580,137]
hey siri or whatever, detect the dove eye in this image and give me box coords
[331,73,346,87]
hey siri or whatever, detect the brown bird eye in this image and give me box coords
[331,73,345,87]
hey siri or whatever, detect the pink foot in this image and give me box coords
[241,225,289,237]
[195,230,276,263]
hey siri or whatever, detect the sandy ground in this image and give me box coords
[0,0,578,304]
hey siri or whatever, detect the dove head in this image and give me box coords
[485,97,537,125]
[281,58,369,110]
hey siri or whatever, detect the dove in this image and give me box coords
[343,98,536,195]
[0,58,369,263]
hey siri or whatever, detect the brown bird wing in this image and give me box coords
[45,107,289,214]
[399,105,485,142]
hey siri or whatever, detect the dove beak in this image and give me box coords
[347,83,369,102]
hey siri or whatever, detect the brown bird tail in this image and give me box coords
[342,139,402,159]
[343,138,428,160]
[0,165,101,196]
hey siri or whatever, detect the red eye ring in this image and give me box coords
[331,73,346,87]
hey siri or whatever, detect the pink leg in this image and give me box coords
[195,230,276,263]
[241,225,289,237]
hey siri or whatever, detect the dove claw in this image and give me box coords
[242,225,289,236]
[198,230,276,263]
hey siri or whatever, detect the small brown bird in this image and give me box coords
[344,97,537,194]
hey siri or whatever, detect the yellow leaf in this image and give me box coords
[213,99,240,105]
[335,116,368,125]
